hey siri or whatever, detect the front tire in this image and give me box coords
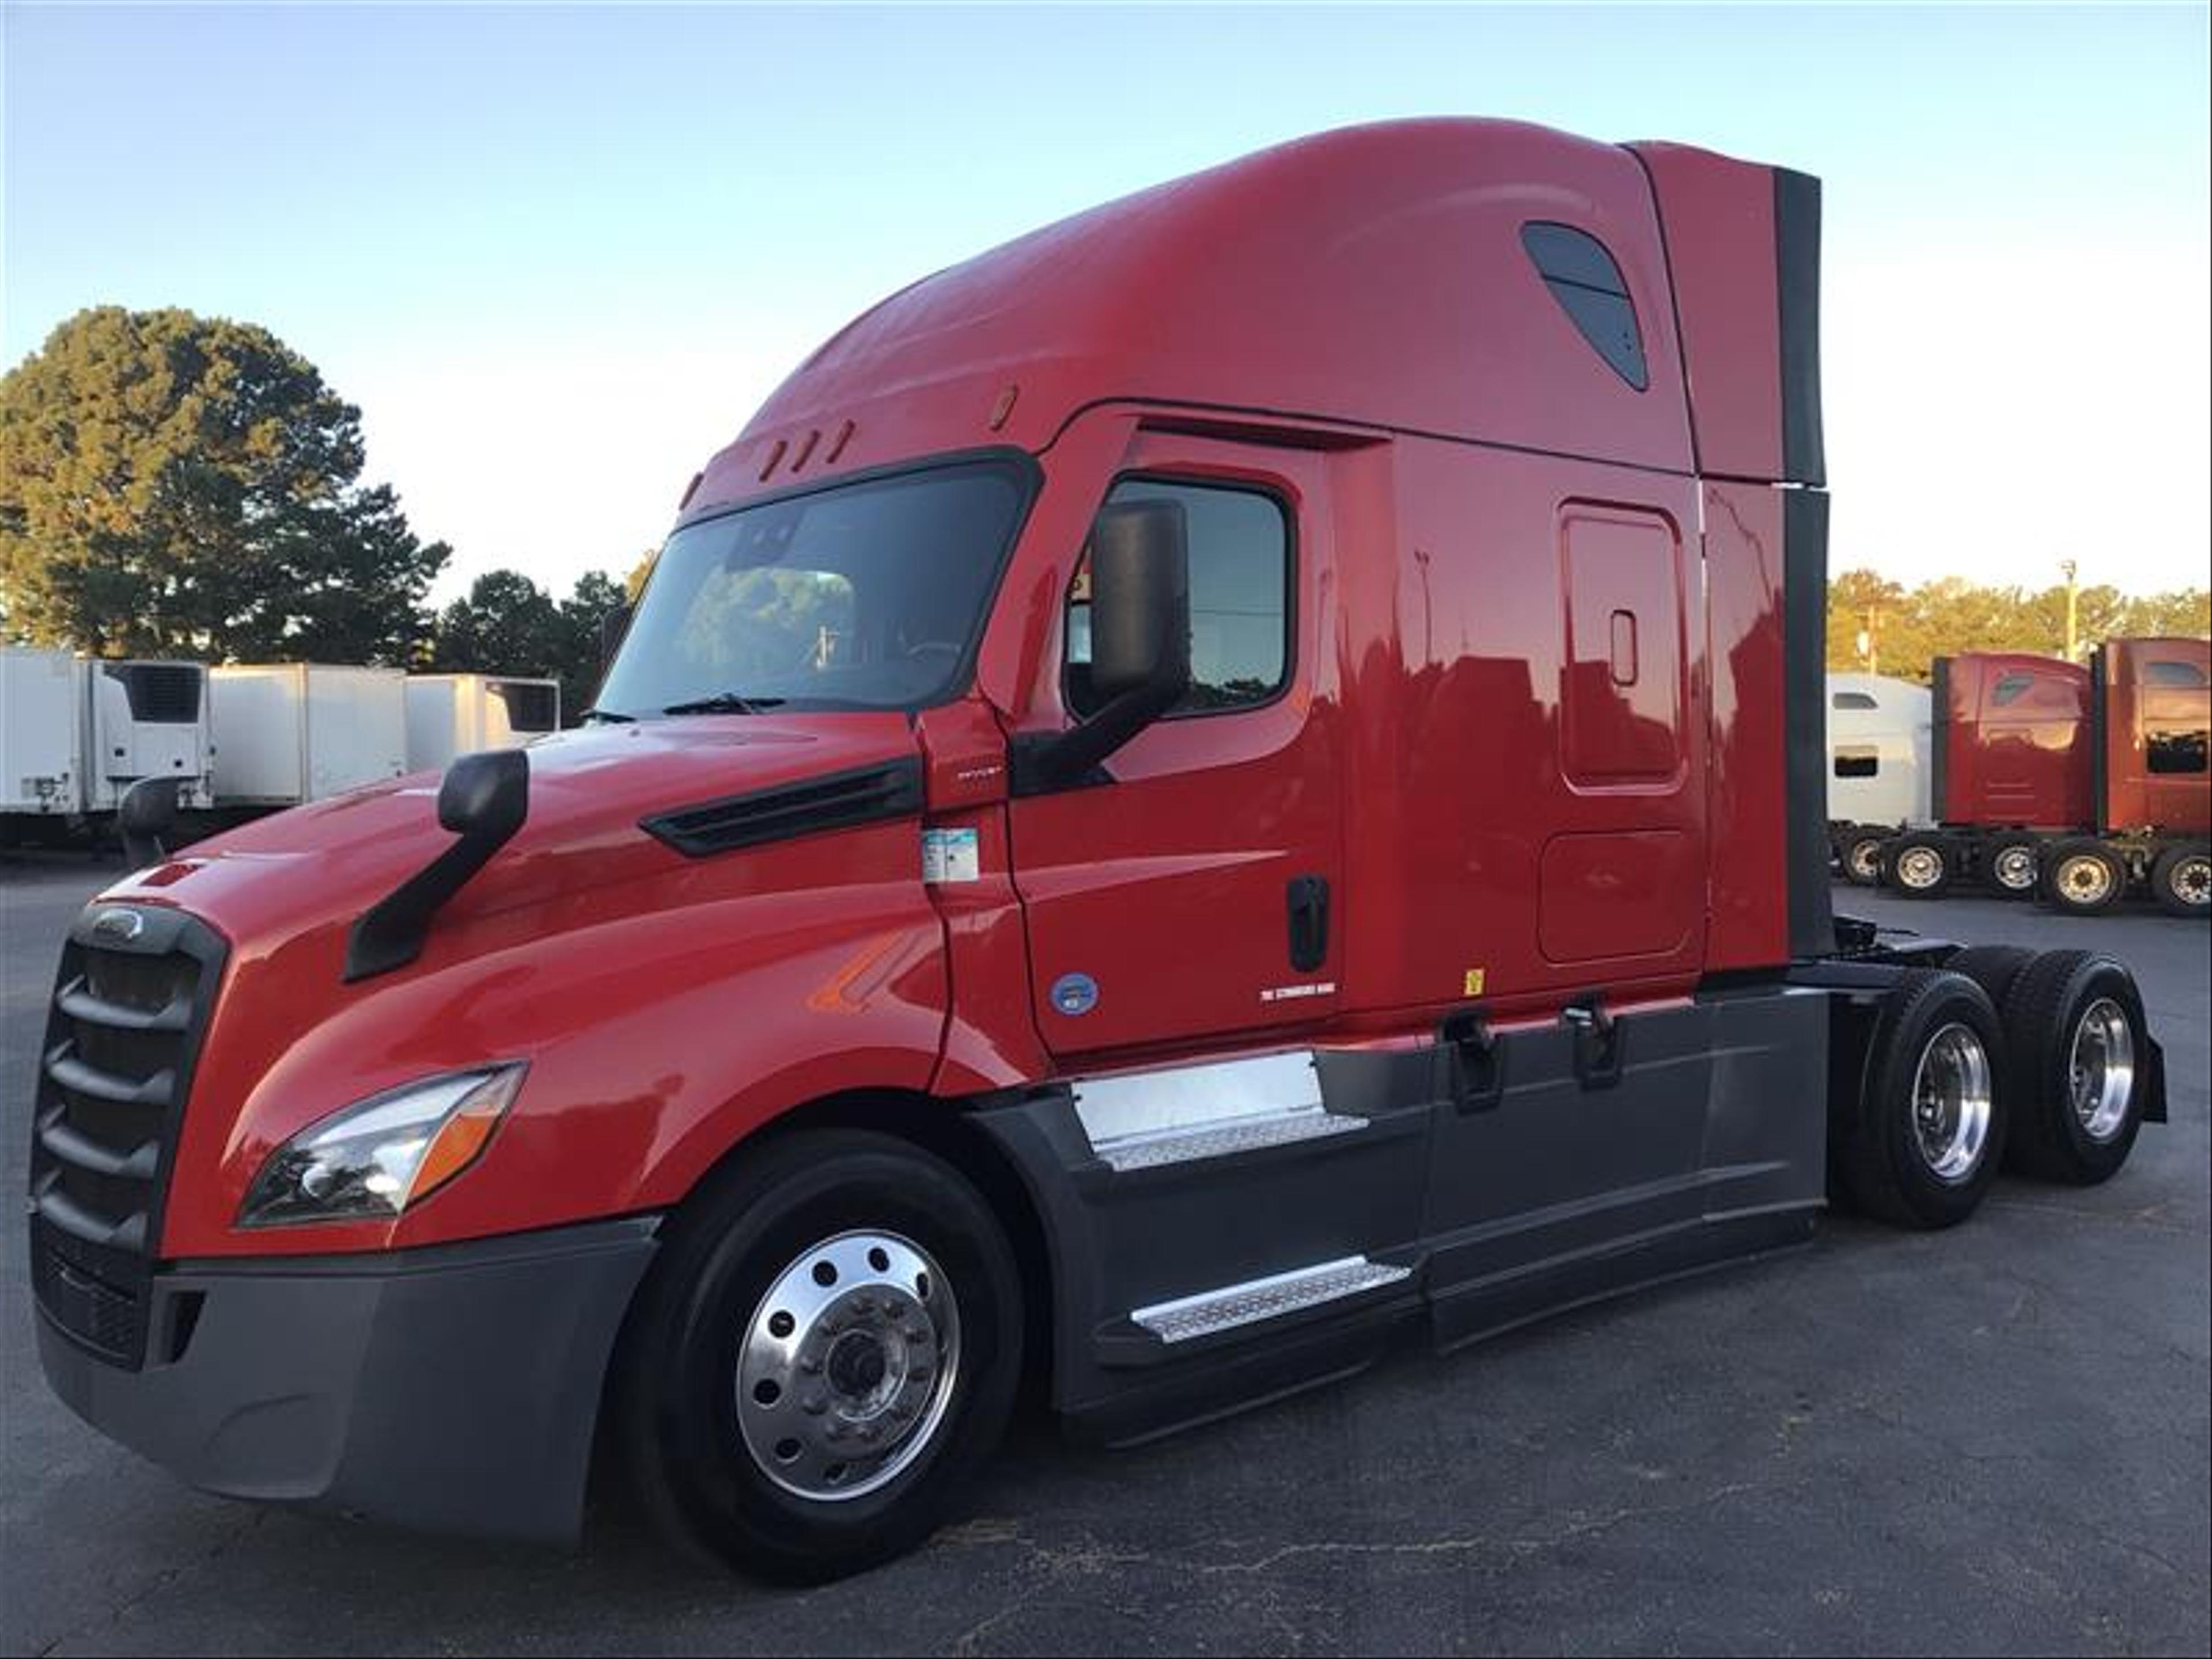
[1836,969,2006,1229]
[2001,951,2150,1184]
[615,1129,1023,1581]
[2150,843,2211,918]
[1982,832,2043,900]
[1839,828,1889,886]
[1882,832,1953,899]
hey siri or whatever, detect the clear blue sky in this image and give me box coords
[7,2,2209,601]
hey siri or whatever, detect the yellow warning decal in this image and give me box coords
[1463,967,1487,998]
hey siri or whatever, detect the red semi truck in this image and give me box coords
[1879,642,2209,914]
[30,120,2172,1581]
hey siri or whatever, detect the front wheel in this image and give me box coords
[1883,832,1953,899]
[1839,829,1889,886]
[615,1129,1024,1581]
[2150,843,2211,918]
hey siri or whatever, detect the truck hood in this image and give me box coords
[101,715,923,956]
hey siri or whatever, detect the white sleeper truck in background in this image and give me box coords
[81,660,214,811]
[1827,672,1933,830]
[404,674,562,771]
[209,664,408,806]
[2,646,84,817]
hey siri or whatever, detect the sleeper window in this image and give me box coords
[1521,222,1649,391]
[1066,479,1290,718]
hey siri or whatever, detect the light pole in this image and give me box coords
[2060,559,2080,661]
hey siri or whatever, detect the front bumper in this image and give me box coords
[36,1216,660,1544]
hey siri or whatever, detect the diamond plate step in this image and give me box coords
[1131,1256,1412,1345]
[1093,1107,1366,1173]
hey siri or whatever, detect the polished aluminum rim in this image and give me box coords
[2055,853,2116,906]
[1847,839,1884,882]
[1896,846,1945,891]
[2169,854,2212,910]
[736,1230,959,1502]
[1912,1022,1993,1183]
[1991,844,2038,891]
[2070,998,2136,1142]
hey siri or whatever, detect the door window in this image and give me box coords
[1065,479,1290,718]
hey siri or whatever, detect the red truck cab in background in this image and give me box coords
[1879,642,2210,914]
[29,120,2171,1581]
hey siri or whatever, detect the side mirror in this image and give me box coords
[1021,500,1191,791]
[346,749,531,982]
[599,603,634,668]
[1089,500,1191,702]
[438,747,531,840]
[118,776,184,868]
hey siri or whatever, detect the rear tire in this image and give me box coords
[1882,832,1953,899]
[1982,832,2042,900]
[2001,951,2150,1184]
[614,1129,1023,1582]
[2150,843,2211,918]
[2041,838,2126,915]
[1839,828,1889,887]
[1836,969,2006,1229]
[1940,945,2037,1013]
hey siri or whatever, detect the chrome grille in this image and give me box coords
[28,904,224,1368]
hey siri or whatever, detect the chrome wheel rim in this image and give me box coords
[1847,840,1883,882]
[2169,854,2212,910]
[2056,854,2115,906]
[1992,844,2038,891]
[737,1230,960,1502]
[2070,998,2135,1142]
[1912,1022,1993,1183]
[1896,847,1945,891]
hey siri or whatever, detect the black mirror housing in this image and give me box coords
[1089,499,1191,701]
[438,748,529,839]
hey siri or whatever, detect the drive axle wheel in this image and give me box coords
[1836,969,2006,1229]
[2003,951,2150,1184]
[2041,839,2125,915]
[616,1130,1022,1582]
[1840,830,1889,886]
[2150,843,2211,918]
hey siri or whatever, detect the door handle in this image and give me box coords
[1286,875,1330,972]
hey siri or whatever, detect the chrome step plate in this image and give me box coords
[1093,1106,1366,1172]
[1132,1256,1412,1345]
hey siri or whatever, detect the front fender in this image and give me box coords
[161,833,952,1257]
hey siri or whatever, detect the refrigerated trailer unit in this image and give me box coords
[403,674,562,771]
[1825,672,1931,881]
[207,664,408,806]
[81,660,215,812]
[29,120,2173,1583]
[2,646,83,819]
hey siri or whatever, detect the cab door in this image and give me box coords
[1006,434,1340,1062]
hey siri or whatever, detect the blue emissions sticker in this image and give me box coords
[1050,972,1099,1017]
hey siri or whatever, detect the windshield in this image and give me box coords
[595,459,1031,717]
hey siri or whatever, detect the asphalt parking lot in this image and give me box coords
[3,855,2207,1657]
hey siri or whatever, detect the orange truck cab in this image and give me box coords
[29,120,2172,1581]
[1876,643,2209,915]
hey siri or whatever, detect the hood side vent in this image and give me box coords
[643,759,923,858]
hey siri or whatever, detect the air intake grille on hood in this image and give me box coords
[641,758,924,858]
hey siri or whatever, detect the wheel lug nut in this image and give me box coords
[802,1393,828,1416]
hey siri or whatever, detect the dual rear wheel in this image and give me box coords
[1837,950,2153,1229]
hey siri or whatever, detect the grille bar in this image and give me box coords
[32,1180,150,1253]
[37,1112,161,1180]
[56,977,192,1033]
[44,1046,175,1107]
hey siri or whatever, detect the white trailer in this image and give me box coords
[2,646,83,816]
[1827,671,1933,882]
[81,659,214,811]
[209,664,408,806]
[404,674,561,771]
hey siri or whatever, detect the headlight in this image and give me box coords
[238,1065,526,1228]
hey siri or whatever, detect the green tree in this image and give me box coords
[1830,569,2209,681]
[556,569,630,717]
[0,306,449,661]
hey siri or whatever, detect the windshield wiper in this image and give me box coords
[578,706,636,724]
[661,691,789,717]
